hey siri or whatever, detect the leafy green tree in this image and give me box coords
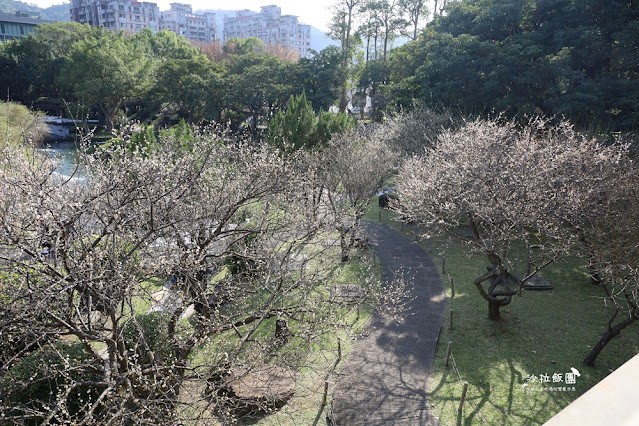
[388,0,639,131]
[358,58,391,120]
[128,29,225,125]
[315,109,355,143]
[224,51,296,138]
[150,55,221,124]
[60,29,154,131]
[223,36,268,56]
[158,119,195,152]
[0,36,58,106]
[0,23,96,112]
[295,46,344,113]
[34,22,94,58]
[132,28,199,59]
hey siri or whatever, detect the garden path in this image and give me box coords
[331,221,447,425]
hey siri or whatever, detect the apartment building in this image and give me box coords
[223,5,311,58]
[159,3,217,43]
[70,1,217,42]
[70,0,160,33]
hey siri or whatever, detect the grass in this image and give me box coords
[368,199,639,425]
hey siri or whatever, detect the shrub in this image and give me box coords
[267,92,353,154]
[1,342,100,422]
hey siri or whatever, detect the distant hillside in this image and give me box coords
[40,3,69,21]
[0,0,70,21]
[197,8,337,54]
[309,25,337,53]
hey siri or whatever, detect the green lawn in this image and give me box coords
[368,200,639,425]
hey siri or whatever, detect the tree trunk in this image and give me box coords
[577,229,601,284]
[339,81,348,114]
[584,313,638,366]
[365,36,370,63]
[103,98,121,133]
[383,30,389,61]
[588,256,601,284]
[488,299,502,321]
[340,231,349,262]
[474,264,513,321]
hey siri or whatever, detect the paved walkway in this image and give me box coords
[332,221,447,425]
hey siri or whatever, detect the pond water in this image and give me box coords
[40,140,87,183]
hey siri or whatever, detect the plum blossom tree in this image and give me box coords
[0,126,387,423]
[317,130,396,262]
[396,117,626,320]
[581,156,639,366]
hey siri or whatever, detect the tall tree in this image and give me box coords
[399,0,429,40]
[375,0,406,60]
[60,29,154,131]
[358,1,383,62]
[330,0,363,112]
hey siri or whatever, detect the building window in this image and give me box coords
[0,24,4,34]
[20,25,24,35]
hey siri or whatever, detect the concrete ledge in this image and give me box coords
[544,354,639,426]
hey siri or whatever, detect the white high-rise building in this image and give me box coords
[223,5,312,58]
[159,3,217,43]
[70,0,160,33]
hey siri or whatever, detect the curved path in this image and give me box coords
[332,221,447,425]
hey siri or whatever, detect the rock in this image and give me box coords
[212,365,299,417]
